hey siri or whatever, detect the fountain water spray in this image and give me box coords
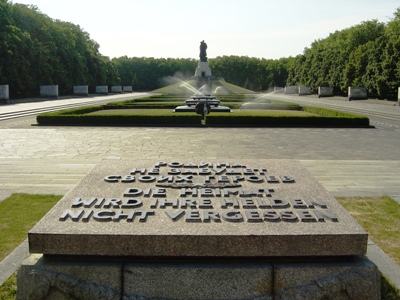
[173,41,232,117]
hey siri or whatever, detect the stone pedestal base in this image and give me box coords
[195,61,212,78]
[195,61,212,92]
[17,255,380,299]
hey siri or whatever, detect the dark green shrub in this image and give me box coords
[205,109,370,127]
[37,108,202,126]
[105,102,182,109]
[303,106,370,127]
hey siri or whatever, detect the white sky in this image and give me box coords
[13,0,400,60]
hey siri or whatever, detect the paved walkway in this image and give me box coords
[0,93,400,290]
[1,116,399,199]
[0,93,145,115]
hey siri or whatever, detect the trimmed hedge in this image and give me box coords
[36,102,370,128]
[205,107,370,127]
[303,106,369,127]
[105,102,183,109]
[240,103,302,110]
[37,108,202,126]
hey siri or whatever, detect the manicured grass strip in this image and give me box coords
[337,196,400,265]
[338,196,400,298]
[206,107,369,127]
[88,109,176,115]
[0,193,62,261]
[0,273,16,300]
[37,108,202,126]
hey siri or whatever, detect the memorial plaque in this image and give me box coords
[28,159,367,257]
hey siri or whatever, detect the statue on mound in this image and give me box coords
[199,40,208,62]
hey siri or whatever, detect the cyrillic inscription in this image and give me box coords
[60,162,338,224]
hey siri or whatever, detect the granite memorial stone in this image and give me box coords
[298,86,312,95]
[0,84,9,103]
[285,86,298,94]
[95,85,108,94]
[318,86,334,98]
[274,87,284,93]
[29,159,367,257]
[40,85,59,99]
[348,86,367,100]
[73,85,89,96]
[18,156,380,298]
[123,86,133,92]
[111,86,122,93]
[398,87,400,105]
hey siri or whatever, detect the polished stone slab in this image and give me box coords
[28,159,367,257]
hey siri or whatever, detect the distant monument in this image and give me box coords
[199,40,208,62]
[174,41,231,116]
[195,40,212,91]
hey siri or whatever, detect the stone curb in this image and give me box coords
[0,239,29,286]
[367,239,400,291]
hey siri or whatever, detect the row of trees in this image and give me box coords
[0,0,292,96]
[0,0,399,99]
[0,0,119,97]
[111,55,291,92]
[209,56,291,91]
[287,8,400,99]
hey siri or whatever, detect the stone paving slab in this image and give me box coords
[1,159,399,201]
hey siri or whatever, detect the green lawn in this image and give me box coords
[87,108,177,115]
[337,196,400,265]
[87,108,316,117]
[0,193,62,261]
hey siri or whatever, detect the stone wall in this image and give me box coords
[95,86,108,94]
[73,86,89,96]
[17,254,380,299]
[318,87,334,98]
[40,85,59,98]
[348,86,367,100]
